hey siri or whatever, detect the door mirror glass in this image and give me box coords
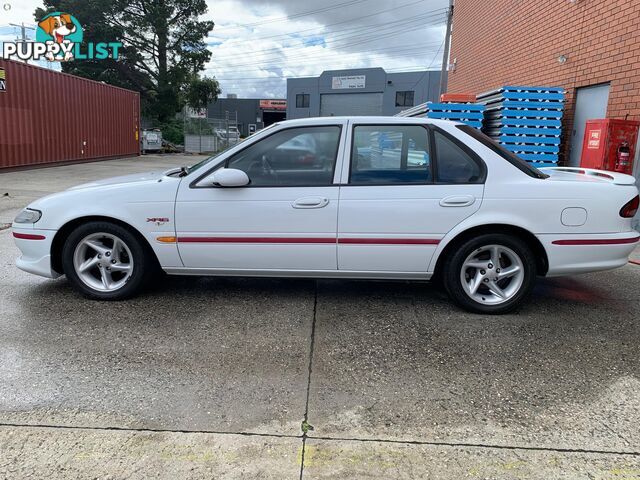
[211,168,250,187]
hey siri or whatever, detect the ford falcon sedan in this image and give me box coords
[12,117,640,314]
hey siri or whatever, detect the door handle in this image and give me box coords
[439,195,476,207]
[292,196,330,209]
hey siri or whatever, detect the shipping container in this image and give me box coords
[0,58,140,170]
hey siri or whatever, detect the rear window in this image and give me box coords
[456,125,549,179]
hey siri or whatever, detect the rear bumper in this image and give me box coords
[12,227,61,279]
[539,231,640,277]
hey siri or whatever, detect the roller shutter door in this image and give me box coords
[320,92,383,117]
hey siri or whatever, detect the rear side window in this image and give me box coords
[350,125,432,185]
[456,124,548,179]
[433,130,483,183]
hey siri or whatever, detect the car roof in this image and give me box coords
[273,116,460,128]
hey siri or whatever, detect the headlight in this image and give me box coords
[14,208,42,224]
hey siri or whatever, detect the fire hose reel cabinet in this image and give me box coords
[580,119,639,174]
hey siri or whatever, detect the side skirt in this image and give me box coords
[163,267,432,281]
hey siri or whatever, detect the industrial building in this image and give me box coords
[286,67,441,119]
[447,0,640,177]
[207,96,286,137]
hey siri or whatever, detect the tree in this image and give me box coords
[185,76,221,110]
[35,0,215,123]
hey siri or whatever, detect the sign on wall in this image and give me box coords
[332,75,365,89]
[0,67,5,92]
[259,99,287,110]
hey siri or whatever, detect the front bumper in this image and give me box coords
[12,227,61,279]
[539,231,640,277]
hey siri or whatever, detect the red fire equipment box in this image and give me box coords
[580,119,639,175]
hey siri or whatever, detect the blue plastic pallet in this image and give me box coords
[487,109,564,119]
[488,118,562,128]
[516,153,559,162]
[503,144,560,154]
[427,111,485,120]
[530,161,560,169]
[499,100,565,110]
[503,86,564,94]
[491,127,562,136]
[497,135,561,145]
[428,102,485,112]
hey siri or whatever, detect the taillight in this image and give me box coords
[620,195,639,218]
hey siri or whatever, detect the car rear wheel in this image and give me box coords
[61,221,152,300]
[443,233,537,314]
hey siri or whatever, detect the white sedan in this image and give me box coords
[12,117,640,314]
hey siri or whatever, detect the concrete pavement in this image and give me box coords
[1,155,639,479]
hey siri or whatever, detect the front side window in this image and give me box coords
[433,130,483,183]
[226,126,341,186]
[395,90,415,107]
[296,94,310,108]
[350,125,431,184]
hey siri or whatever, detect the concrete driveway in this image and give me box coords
[1,156,639,479]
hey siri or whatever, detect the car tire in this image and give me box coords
[61,221,152,300]
[442,233,537,314]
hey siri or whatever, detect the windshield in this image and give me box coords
[456,125,549,179]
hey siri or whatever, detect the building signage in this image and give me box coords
[259,99,287,110]
[0,67,5,92]
[332,75,366,89]
[187,107,207,118]
[587,129,601,149]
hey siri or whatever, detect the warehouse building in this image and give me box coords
[286,67,441,119]
[207,96,286,137]
[447,0,640,174]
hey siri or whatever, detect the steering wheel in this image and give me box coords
[260,154,279,184]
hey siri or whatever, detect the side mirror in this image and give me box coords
[211,168,250,187]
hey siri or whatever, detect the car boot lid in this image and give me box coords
[539,167,637,185]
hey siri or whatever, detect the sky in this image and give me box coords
[0,0,448,98]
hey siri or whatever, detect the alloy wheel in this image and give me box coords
[72,232,134,292]
[459,244,525,305]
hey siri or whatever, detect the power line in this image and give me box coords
[211,1,443,45]
[209,8,447,61]
[210,18,447,70]
[220,0,375,29]
[206,43,444,75]
[211,65,442,83]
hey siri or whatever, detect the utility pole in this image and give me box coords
[439,0,454,97]
[9,22,35,64]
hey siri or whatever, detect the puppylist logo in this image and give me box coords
[1,12,121,62]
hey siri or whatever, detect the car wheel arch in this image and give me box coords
[50,215,160,275]
[432,224,549,281]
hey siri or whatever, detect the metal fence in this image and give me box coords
[184,110,240,154]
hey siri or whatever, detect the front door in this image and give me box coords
[337,122,484,273]
[175,123,346,271]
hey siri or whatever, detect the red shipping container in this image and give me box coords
[580,118,639,174]
[0,58,140,170]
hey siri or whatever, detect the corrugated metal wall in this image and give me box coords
[0,59,140,169]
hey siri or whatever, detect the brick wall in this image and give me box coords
[448,0,640,163]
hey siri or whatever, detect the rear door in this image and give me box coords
[337,121,485,273]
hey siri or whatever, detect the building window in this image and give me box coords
[395,91,415,107]
[296,94,310,108]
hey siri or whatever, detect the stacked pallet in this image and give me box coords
[426,103,485,129]
[477,86,564,168]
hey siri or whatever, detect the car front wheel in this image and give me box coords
[443,233,537,314]
[61,221,152,300]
